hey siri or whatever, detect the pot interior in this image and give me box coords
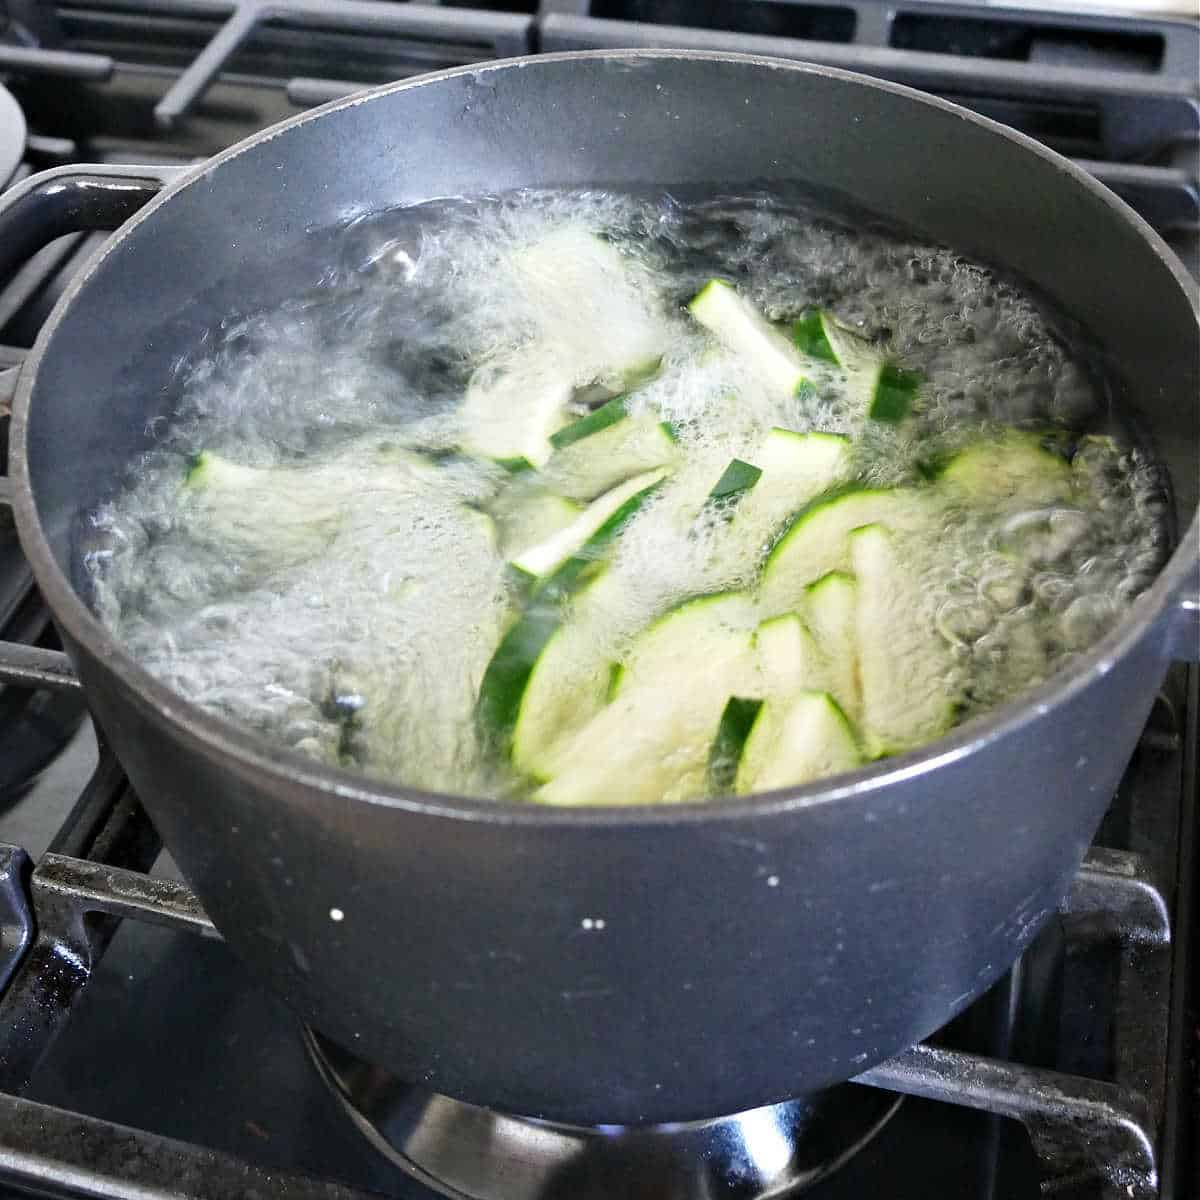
[20,52,1199,681]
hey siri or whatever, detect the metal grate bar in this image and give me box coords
[0,43,114,80]
[0,823,1168,1197]
[285,75,398,108]
[35,853,218,938]
[1081,160,1199,232]
[856,1042,1158,1196]
[537,0,1200,80]
[85,0,537,127]
[1066,847,1171,947]
[0,1092,384,1200]
[0,643,80,692]
[538,14,1200,106]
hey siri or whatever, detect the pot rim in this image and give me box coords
[11,48,1200,828]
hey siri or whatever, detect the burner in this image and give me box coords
[0,84,25,189]
[304,1028,903,1199]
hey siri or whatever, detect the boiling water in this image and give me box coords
[83,189,1170,800]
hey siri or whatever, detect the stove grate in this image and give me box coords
[0,689,1191,1200]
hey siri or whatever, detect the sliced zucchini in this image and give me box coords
[759,486,925,615]
[459,350,575,468]
[869,362,922,424]
[510,568,623,780]
[708,458,764,508]
[803,571,860,721]
[492,489,582,558]
[511,469,668,582]
[735,691,862,795]
[512,227,668,392]
[734,429,851,541]
[938,430,1072,507]
[850,524,959,757]
[478,473,666,748]
[535,592,760,806]
[688,280,810,398]
[707,696,764,794]
[183,446,443,570]
[796,310,921,425]
[549,395,630,450]
[461,228,668,467]
[476,601,561,746]
[755,612,826,698]
[544,404,677,501]
[613,591,759,695]
[791,310,840,365]
[185,452,344,566]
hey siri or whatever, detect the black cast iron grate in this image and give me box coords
[0,0,1195,242]
[0,679,1191,1199]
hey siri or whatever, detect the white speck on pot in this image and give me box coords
[329,907,345,922]
[766,875,780,888]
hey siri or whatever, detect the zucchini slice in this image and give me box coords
[735,691,862,795]
[459,351,575,468]
[708,696,764,794]
[755,611,826,697]
[478,473,665,748]
[462,227,669,467]
[512,227,668,389]
[688,280,810,398]
[493,489,582,558]
[760,486,925,614]
[794,309,921,424]
[938,430,1072,507]
[183,446,441,570]
[534,592,759,806]
[511,469,668,582]
[544,400,678,501]
[850,524,959,757]
[510,568,624,780]
[734,428,851,541]
[803,571,860,722]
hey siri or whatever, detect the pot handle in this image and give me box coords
[0,164,185,697]
[0,163,186,288]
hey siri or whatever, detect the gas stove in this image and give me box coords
[0,4,1196,1198]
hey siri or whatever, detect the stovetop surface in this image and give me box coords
[19,907,1040,1199]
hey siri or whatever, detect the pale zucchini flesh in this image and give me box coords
[754,612,826,698]
[544,412,677,502]
[735,691,862,794]
[803,571,860,722]
[938,431,1072,507]
[760,487,925,615]
[459,352,575,468]
[688,280,810,398]
[535,592,759,805]
[511,469,668,581]
[510,569,623,780]
[850,524,959,757]
[733,429,852,542]
[493,490,582,557]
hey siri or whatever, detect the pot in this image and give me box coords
[7,51,1198,1125]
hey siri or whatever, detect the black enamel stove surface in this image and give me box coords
[0,3,1197,1197]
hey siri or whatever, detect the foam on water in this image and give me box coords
[83,188,1169,799]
